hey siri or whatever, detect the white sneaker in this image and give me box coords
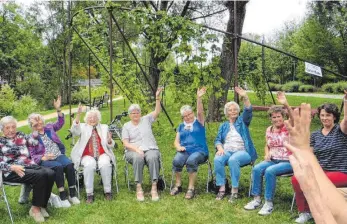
[68,196,81,205]
[258,201,274,215]
[295,212,313,223]
[49,193,62,208]
[40,208,49,218]
[60,199,71,208]
[244,199,262,210]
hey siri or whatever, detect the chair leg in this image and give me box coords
[124,162,130,190]
[170,170,174,191]
[159,157,167,190]
[2,185,14,224]
[75,171,80,199]
[113,163,119,194]
[206,161,212,193]
[291,192,296,213]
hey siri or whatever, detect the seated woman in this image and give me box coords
[214,87,257,203]
[170,87,209,199]
[292,92,347,223]
[122,88,163,202]
[0,116,54,223]
[70,106,115,204]
[244,92,293,215]
[27,95,80,207]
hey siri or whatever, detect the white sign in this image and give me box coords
[305,62,322,77]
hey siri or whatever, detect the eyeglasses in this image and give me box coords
[130,112,140,115]
[182,112,193,119]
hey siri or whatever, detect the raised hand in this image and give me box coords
[277,91,288,105]
[284,103,312,151]
[234,87,247,98]
[197,87,207,98]
[156,87,164,98]
[53,95,62,110]
[77,103,83,114]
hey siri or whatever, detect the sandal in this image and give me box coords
[215,191,226,200]
[136,189,145,202]
[151,190,160,201]
[185,189,195,200]
[170,186,182,196]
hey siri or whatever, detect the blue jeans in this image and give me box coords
[172,151,207,173]
[40,154,75,188]
[251,160,293,201]
[214,150,251,188]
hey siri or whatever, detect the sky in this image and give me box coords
[242,0,310,36]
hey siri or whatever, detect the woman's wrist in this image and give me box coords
[56,108,61,112]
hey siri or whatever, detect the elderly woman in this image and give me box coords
[214,87,257,203]
[170,87,208,199]
[122,88,163,202]
[244,92,293,215]
[0,116,54,222]
[27,96,80,207]
[292,91,347,223]
[70,106,115,204]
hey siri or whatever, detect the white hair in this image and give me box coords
[27,113,45,129]
[180,105,193,116]
[84,108,102,123]
[0,116,17,131]
[128,104,141,114]
[224,101,240,116]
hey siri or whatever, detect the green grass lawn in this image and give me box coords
[2,93,333,223]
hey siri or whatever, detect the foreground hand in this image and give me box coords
[54,95,62,110]
[11,165,25,178]
[284,103,312,150]
[176,146,186,152]
[277,91,288,105]
[197,87,207,98]
[234,87,247,98]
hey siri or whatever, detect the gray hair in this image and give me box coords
[0,116,17,131]
[128,104,141,114]
[224,101,240,116]
[27,113,45,129]
[180,105,193,116]
[84,108,102,123]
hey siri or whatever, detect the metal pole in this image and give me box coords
[68,0,72,126]
[108,9,114,122]
[233,0,239,104]
[88,53,91,109]
[262,37,276,105]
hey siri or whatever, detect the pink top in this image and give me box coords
[266,125,291,160]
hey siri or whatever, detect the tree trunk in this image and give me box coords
[207,1,248,122]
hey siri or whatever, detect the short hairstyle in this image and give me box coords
[317,103,340,123]
[27,113,45,129]
[180,105,193,116]
[0,116,17,131]
[128,104,141,114]
[267,105,286,118]
[224,101,240,116]
[84,108,102,123]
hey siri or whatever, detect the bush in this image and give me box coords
[0,85,16,114]
[282,81,303,92]
[274,84,283,91]
[13,95,39,117]
[298,85,316,92]
[268,82,277,91]
[72,88,89,104]
[321,83,335,93]
[332,81,347,93]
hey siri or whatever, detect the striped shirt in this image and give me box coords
[310,124,347,173]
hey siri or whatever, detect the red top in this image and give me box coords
[82,129,105,158]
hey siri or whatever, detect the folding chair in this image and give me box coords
[170,158,213,193]
[0,170,21,224]
[124,151,167,191]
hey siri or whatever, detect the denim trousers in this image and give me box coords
[251,160,293,201]
[172,151,207,173]
[214,150,251,188]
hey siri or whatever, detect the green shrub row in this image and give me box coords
[321,81,347,94]
[268,81,316,92]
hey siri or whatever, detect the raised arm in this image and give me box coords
[340,90,347,134]
[70,103,83,136]
[197,87,207,126]
[151,87,163,120]
[285,103,347,224]
[235,87,250,108]
[277,91,294,126]
[53,95,64,131]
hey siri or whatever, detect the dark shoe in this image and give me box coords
[105,193,112,201]
[228,193,238,203]
[86,195,94,204]
[216,191,226,200]
[170,185,182,196]
[184,189,195,200]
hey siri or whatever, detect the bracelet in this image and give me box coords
[156,98,161,100]
[57,109,62,112]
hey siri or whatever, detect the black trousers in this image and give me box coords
[3,165,54,208]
